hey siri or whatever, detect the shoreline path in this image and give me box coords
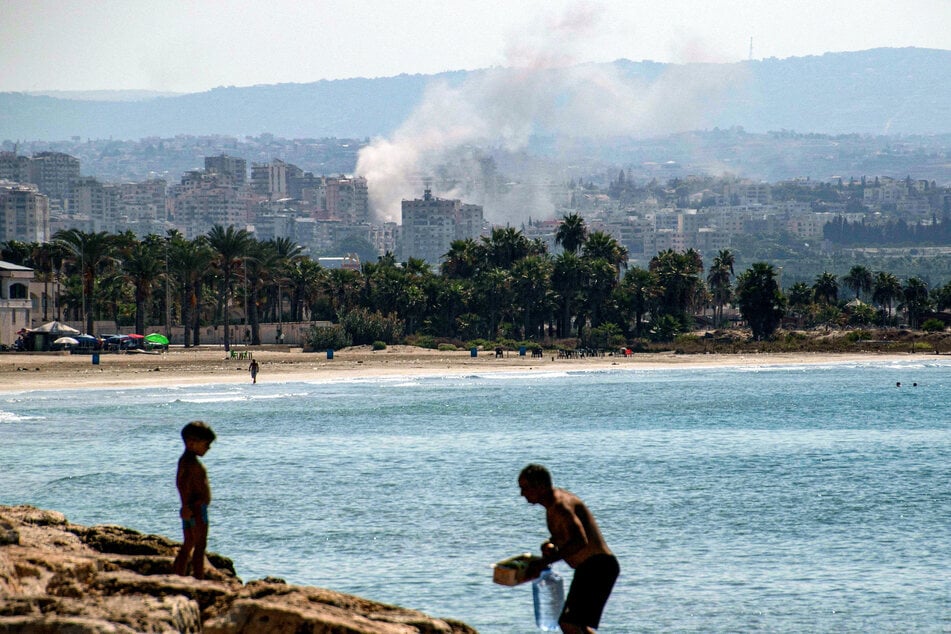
[0,346,920,394]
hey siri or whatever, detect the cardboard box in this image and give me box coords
[492,553,541,586]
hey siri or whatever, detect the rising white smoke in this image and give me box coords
[356,2,744,225]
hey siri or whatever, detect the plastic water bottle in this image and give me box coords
[532,566,564,631]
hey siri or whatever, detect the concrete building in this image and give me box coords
[30,152,80,203]
[0,183,50,243]
[70,177,121,234]
[399,189,484,265]
[119,179,167,223]
[204,154,247,188]
[324,176,369,223]
[0,261,33,348]
[250,159,302,200]
[0,152,33,184]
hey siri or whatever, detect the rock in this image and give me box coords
[0,505,477,634]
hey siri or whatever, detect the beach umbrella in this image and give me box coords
[127,333,145,339]
[53,336,79,345]
[145,333,169,345]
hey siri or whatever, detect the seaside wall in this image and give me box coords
[0,505,476,633]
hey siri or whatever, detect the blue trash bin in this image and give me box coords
[92,353,100,365]
[327,349,334,359]
[470,347,477,357]
[519,346,526,356]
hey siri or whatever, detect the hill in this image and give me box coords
[1,48,948,141]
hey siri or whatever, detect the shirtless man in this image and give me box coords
[519,464,620,634]
[173,421,215,579]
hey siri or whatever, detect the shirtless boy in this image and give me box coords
[173,421,215,579]
[519,464,620,634]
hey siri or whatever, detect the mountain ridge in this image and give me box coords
[1,48,949,141]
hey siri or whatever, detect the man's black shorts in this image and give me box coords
[561,554,620,629]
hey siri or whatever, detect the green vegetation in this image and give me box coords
[4,216,951,352]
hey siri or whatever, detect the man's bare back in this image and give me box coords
[546,487,612,569]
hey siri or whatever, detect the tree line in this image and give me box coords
[2,215,950,350]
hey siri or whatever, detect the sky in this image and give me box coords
[2,0,949,94]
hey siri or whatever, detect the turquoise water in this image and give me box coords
[2,360,950,633]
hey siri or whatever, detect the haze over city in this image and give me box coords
[2,0,949,94]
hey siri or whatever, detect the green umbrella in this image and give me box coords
[145,333,169,345]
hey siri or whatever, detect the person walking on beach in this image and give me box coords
[519,463,620,633]
[249,359,259,383]
[173,421,215,579]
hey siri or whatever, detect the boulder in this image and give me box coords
[0,505,476,634]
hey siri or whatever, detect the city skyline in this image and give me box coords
[2,0,949,94]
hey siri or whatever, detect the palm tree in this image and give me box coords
[621,266,658,336]
[812,272,839,305]
[473,266,512,340]
[735,262,787,340]
[269,237,305,331]
[843,265,873,301]
[649,249,704,328]
[511,254,554,339]
[555,213,588,254]
[206,225,252,351]
[786,281,813,327]
[119,236,164,335]
[169,235,214,347]
[441,239,481,279]
[582,231,628,275]
[288,258,325,322]
[30,242,57,321]
[872,271,903,324]
[706,249,735,328]
[481,227,536,270]
[53,229,116,335]
[552,251,586,338]
[900,277,930,329]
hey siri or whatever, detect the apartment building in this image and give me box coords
[400,189,484,264]
[119,179,167,222]
[0,152,32,184]
[30,152,80,203]
[204,154,247,188]
[324,176,369,223]
[70,177,120,234]
[0,183,50,243]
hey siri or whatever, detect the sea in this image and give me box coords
[2,359,949,633]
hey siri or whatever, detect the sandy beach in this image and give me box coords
[0,345,925,393]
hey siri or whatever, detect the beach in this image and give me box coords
[0,345,923,393]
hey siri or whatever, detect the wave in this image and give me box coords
[0,410,43,423]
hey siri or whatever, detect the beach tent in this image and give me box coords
[32,321,80,335]
[27,321,81,351]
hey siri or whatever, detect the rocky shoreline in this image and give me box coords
[0,505,476,633]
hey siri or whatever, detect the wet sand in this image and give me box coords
[0,345,923,394]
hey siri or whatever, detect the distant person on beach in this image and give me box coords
[249,359,259,384]
[519,463,619,633]
[173,421,215,579]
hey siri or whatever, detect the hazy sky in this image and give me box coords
[2,0,949,93]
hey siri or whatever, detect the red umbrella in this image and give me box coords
[126,333,145,339]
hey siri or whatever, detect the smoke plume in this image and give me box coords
[356,2,743,225]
